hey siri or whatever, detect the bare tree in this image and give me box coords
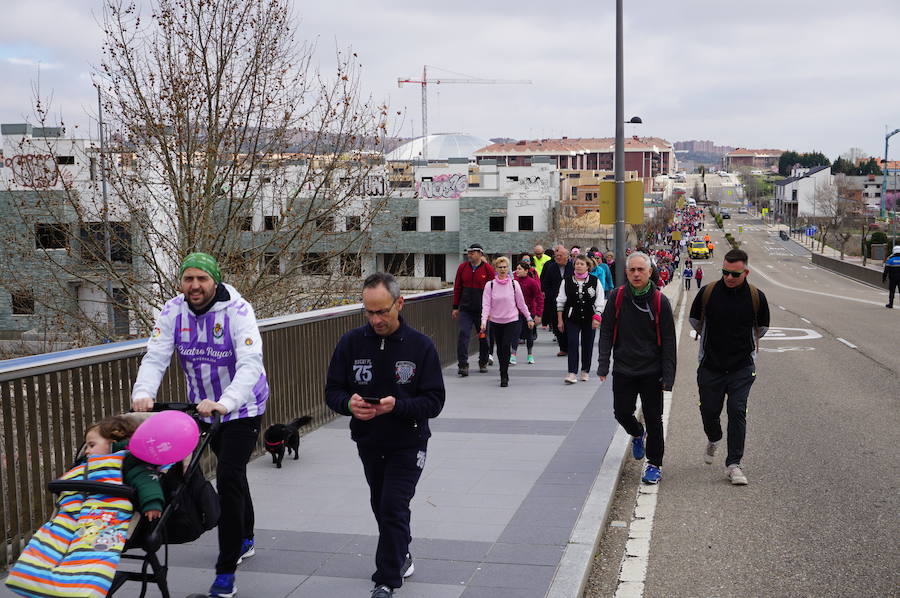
[815,175,861,256]
[0,0,394,348]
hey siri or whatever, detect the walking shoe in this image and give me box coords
[579,371,590,382]
[500,377,509,387]
[371,584,393,597]
[527,355,535,364]
[564,373,577,384]
[457,364,469,377]
[556,351,568,357]
[209,574,236,598]
[726,464,748,485]
[703,441,718,464]
[631,433,646,460]
[401,553,414,578]
[509,353,517,365]
[487,356,494,366]
[641,464,662,485]
[887,304,894,309]
[478,363,488,373]
[237,538,255,564]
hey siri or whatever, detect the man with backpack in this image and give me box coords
[596,252,677,485]
[690,248,770,486]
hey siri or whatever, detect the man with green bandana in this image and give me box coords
[596,251,677,485]
[132,252,268,598]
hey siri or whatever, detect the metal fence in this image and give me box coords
[0,288,459,571]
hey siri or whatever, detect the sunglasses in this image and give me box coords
[721,269,746,278]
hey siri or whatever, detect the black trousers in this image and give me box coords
[490,320,520,380]
[456,310,489,367]
[888,279,900,306]
[612,373,664,467]
[511,315,537,354]
[565,318,596,374]
[697,365,756,467]
[358,444,426,590]
[209,415,261,574]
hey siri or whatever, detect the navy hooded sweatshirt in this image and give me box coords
[325,317,445,449]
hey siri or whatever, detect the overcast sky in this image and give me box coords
[2,1,899,159]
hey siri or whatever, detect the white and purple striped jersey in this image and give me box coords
[132,283,269,423]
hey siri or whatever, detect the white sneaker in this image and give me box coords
[487,356,494,366]
[703,441,718,464]
[726,464,748,485]
[564,373,577,384]
[579,371,589,382]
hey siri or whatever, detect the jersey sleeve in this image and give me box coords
[131,301,177,401]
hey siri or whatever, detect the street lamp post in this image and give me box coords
[881,128,899,221]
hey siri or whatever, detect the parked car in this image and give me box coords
[718,170,729,177]
[721,211,731,219]
[738,206,748,214]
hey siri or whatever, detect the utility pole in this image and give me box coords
[614,0,626,284]
[881,128,899,220]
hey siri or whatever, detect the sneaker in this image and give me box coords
[371,584,393,598]
[237,538,255,564]
[631,433,646,460]
[564,373,577,384]
[209,574,236,598]
[401,553,414,578]
[527,355,535,364]
[478,363,488,373]
[556,351,568,357]
[703,441,718,465]
[487,356,494,366]
[727,464,748,485]
[500,377,509,387]
[509,354,517,365]
[641,464,662,485]
[579,371,589,382]
[887,304,894,309]
[457,364,469,377]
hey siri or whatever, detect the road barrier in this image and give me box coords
[0,289,459,571]
[810,254,887,289]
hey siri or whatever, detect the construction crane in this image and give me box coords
[398,65,531,160]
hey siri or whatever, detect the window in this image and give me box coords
[262,253,280,275]
[302,253,330,275]
[382,253,414,276]
[315,215,334,232]
[112,288,130,336]
[241,216,254,231]
[424,254,446,279]
[401,216,417,231]
[35,223,68,249]
[489,216,505,232]
[340,254,362,277]
[11,292,35,315]
[264,216,279,231]
[430,216,446,231]
[56,156,75,165]
[89,158,97,181]
[506,176,519,182]
[345,215,362,231]
[80,222,132,263]
[518,215,534,231]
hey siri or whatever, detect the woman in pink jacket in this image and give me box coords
[481,257,534,387]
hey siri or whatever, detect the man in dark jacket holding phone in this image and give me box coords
[325,272,445,598]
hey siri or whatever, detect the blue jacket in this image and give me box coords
[590,263,615,292]
[325,317,445,449]
[884,253,900,283]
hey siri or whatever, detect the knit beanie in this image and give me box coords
[180,252,222,283]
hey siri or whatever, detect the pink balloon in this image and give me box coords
[130,411,199,465]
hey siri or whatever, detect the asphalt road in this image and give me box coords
[585,211,899,597]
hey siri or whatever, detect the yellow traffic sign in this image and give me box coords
[598,181,644,225]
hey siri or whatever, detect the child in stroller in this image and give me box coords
[5,405,219,598]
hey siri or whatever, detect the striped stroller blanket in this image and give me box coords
[5,451,134,598]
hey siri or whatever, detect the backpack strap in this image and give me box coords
[748,282,761,352]
[612,286,625,345]
[696,282,716,341]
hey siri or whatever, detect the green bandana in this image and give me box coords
[180,252,221,283]
[630,282,652,296]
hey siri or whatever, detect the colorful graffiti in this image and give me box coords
[417,173,467,199]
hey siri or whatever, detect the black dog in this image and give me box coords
[263,416,313,468]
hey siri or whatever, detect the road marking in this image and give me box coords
[763,327,822,340]
[766,264,774,269]
[759,346,816,352]
[614,294,686,597]
[801,317,811,323]
[778,305,786,310]
[836,337,857,349]
[751,266,885,306]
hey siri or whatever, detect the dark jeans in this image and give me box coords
[457,310,489,367]
[490,320,520,380]
[511,315,536,354]
[209,415,261,574]
[612,373,664,467]
[889,279,900,306]
[358,444,426,590]
[684,278,692,290]
[695,278,703,288]
[697,365,756,466]
[566,318,596,374]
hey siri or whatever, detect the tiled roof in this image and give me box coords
[804,165,830,176]
[475,136,673,155]
[726,148,784,157]
[774,176,798,186]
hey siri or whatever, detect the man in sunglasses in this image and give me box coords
[689,248,770,486]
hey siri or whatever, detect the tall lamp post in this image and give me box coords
[881,128,899,221]
[614,0,641,284]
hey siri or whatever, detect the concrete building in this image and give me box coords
[773,165,835,222]
[725,148,783,171]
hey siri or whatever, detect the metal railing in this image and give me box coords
[0,288,459,571]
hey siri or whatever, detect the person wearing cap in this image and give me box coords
[883,245,900,308]
[131,252,268,598]
[452,244,496,376]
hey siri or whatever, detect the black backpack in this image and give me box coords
[159,460,220,544]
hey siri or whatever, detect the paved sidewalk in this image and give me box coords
[3,311,653,597]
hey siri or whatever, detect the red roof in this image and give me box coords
[475,136,673,155]
[726,148,784,157]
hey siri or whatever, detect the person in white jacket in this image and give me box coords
[131,252,268,598]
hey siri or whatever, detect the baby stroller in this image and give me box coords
[5,403,220,598]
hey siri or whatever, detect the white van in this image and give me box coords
[686,198,697,206]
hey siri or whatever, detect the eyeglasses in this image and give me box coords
[361,298,397,318]
[721,269,746,278]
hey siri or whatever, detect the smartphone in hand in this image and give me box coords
[362,397,381,405]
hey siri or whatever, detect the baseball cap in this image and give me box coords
[465,243,484,253]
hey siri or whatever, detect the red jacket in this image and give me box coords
[453,260,496,312]
[515,274,544,319]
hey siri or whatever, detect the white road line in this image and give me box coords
[778,305,786,310]
[751,266,885,306]
[837,337,858,349]
[801,317,811,323]
[614,294,687,597]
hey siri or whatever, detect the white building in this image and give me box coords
[773,165,834,221]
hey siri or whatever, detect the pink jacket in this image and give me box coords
[481,277,532,327]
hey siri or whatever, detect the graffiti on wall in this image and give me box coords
[521,176,546,191]
[363,175,389,196]
[3,154,73,189]
[417,173,467,199]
